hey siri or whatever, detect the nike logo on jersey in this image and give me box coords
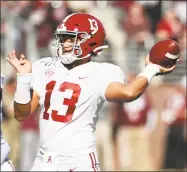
[79,76,88,79]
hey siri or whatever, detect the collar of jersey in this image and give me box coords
[68,61,93,78]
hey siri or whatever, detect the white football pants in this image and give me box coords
[30,148,100,171]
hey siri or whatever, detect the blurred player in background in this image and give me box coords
[161,75,186,170]
[6,13,175,171]
[1,76,20,169]
[1,73,15,171]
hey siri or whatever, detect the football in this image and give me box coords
[149,39,180,68]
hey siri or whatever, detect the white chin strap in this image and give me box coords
[60,54,76,64]
[59,53,91,64]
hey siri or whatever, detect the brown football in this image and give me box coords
[149,39,180,68]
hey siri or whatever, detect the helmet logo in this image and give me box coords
[88,19,98,31]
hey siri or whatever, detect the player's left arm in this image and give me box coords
[14,89,40,121]
[6,50,40,121]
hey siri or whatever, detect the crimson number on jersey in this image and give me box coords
[43,81,81,123]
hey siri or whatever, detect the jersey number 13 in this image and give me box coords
[43,81,81,123]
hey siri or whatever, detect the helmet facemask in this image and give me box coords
[52,31,90,64]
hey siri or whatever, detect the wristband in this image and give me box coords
[14,73,32,104]
[137,64,160,84]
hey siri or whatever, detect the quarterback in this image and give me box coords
[6,13,175,171]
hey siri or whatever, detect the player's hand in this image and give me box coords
[145,54,176,75]
[6,50,32,73]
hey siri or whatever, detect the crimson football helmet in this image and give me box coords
[52,13,108,64]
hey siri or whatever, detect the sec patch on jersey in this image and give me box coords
[149,39,180,68]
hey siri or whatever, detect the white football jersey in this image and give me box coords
[32,57,125,155]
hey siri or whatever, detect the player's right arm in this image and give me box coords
[6,50,40,121]
[103,55,176,102]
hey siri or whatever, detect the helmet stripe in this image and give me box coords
[63,13,76,22]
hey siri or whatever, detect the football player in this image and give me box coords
[6,13,175,171]
[1,73,15,171]
[161,76,186,169]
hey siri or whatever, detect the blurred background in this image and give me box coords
[1,0,186,171]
